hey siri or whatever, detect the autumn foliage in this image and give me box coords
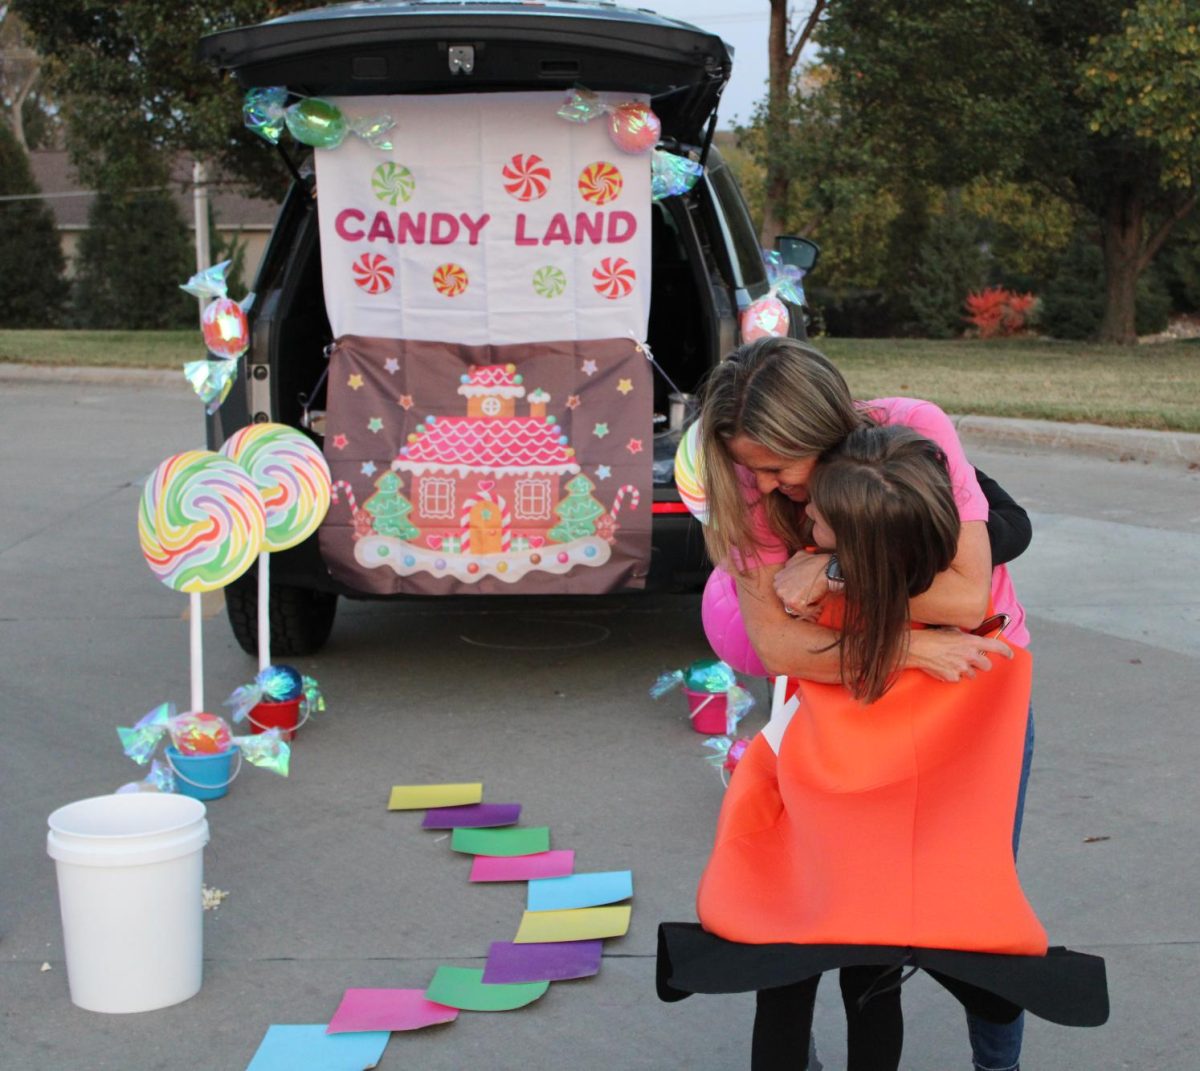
[963,287,1037,338]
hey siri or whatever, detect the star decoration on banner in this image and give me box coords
[331,433,348,450]
[347,373,364,390]
[617,378,633,395]
[626,438,643,455]
[581,359,598,376]
[595,464,612,480]
[566,394,582,410]
[361,461,377,477]
[593,422,610,439]
[398,395,414,410]
[367,417,384,433]
[383,358,400,374]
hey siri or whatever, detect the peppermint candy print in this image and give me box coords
[371,162,415,205]
[502,153,551,201]
[352,253,394,294]
[578,161,623,206]
[433,262,469,297]
[592,257,635,300]
[532,266,567,299]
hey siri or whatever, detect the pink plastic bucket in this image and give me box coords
[684,689,730,735]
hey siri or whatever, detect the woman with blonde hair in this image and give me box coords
[674,337,1038,1071]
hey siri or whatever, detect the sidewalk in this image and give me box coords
[4,360,1200,468]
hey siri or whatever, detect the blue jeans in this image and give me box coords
[966,704,1035,1071]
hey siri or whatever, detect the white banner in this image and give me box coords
[314,92,652,345]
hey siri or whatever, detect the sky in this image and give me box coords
[630,2,776,129]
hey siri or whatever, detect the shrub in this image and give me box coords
[72,189,195,329]
[963,287,1037,338]
[903,197,989,339]
[0,124,67,327]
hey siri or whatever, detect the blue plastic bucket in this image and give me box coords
[164,746,239,801]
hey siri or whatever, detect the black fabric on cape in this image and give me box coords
[657,923,1109,1028]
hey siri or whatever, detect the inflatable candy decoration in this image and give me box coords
[609,101,661,154]
[740,295,790,343]
[180,260,250,361]
[169,711,234,755]
[285,97,347,149]
[243,86,289,144]
[652,150,704,201]
[183,358,239,414]
[701,567,770,678]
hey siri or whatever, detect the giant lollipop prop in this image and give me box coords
[220,423,331,670]
[138,451,266,710]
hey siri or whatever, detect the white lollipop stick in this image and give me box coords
[189,591,204,712]
[258,551,271,671]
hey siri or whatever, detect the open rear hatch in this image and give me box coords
[198,0,731,145]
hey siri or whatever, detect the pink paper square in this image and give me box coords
[469,849,576,882]
[326,988,459,1033]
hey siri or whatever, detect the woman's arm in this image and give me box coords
[977,467,1033,567]
[772,519,991,631]
[741,560,1008,681]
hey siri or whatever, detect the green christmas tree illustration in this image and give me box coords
[549,473,605,543]
[364,471,419,540]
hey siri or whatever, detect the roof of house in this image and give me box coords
[393,415,580,478]
[26,151,280,230]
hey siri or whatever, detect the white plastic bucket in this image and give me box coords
[46,793,209,1013]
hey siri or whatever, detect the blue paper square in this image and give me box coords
[246,1025,390,1071]
[526,869,633,911]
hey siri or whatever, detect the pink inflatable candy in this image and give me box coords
[701,567,768,678]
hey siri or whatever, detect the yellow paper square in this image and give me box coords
[388,782,483,810]
[513,905,632,943]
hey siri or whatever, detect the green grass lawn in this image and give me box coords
[2,329,1198,432]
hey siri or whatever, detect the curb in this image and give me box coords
[3,362,1197,469]
[953,414,1200,469]
[0,363,182,388]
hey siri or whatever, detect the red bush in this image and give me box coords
[964,287,1037,338]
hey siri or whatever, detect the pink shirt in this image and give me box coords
[737,397,1028,648]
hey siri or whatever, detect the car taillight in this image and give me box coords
[652,502,691,515]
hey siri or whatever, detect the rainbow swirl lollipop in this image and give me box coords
[138,450,266,592]
[674,420,708,524]
[220,423,331,551]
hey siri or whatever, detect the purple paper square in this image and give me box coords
[481,939,604,984]
[422,803,522,829]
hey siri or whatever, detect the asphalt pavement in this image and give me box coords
[1,376,1197,1070]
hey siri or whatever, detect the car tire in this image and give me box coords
[225,572,339,657]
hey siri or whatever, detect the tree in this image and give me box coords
[363,472,418,541]
[0,119,65,325]
[760,1,827,247]
[817,0,1199,343]
[14,1,310,197]
[72,189,194,328]
[549,474,605,543]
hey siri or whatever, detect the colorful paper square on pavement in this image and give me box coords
[246,1025,389,1071]
[326,988,459,1034]
[527,870,633,912]
[482,940,603,984]
[513,904,632,943]
[451,825,550,856]
[388,783,482,810]
[470,850,575,882]
[422,803,522,829]
[424,966,549,1012]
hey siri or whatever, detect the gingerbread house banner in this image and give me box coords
[318,335,653,595]
[314,92,652,344]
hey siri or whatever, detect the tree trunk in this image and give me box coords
[760,0,792,248]
[1098,185,1143,345]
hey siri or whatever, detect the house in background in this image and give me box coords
[26,151,280,284]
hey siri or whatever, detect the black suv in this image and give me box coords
[199,0,811,656]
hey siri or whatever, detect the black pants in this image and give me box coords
[752,967,904,1071]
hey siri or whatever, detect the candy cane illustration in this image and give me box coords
[610,484,640,520]
[330,480,358,514]
[459,489,512,554]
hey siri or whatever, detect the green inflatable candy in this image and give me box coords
[285,98,347,149]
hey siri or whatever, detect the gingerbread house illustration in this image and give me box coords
[391,364,581,554]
